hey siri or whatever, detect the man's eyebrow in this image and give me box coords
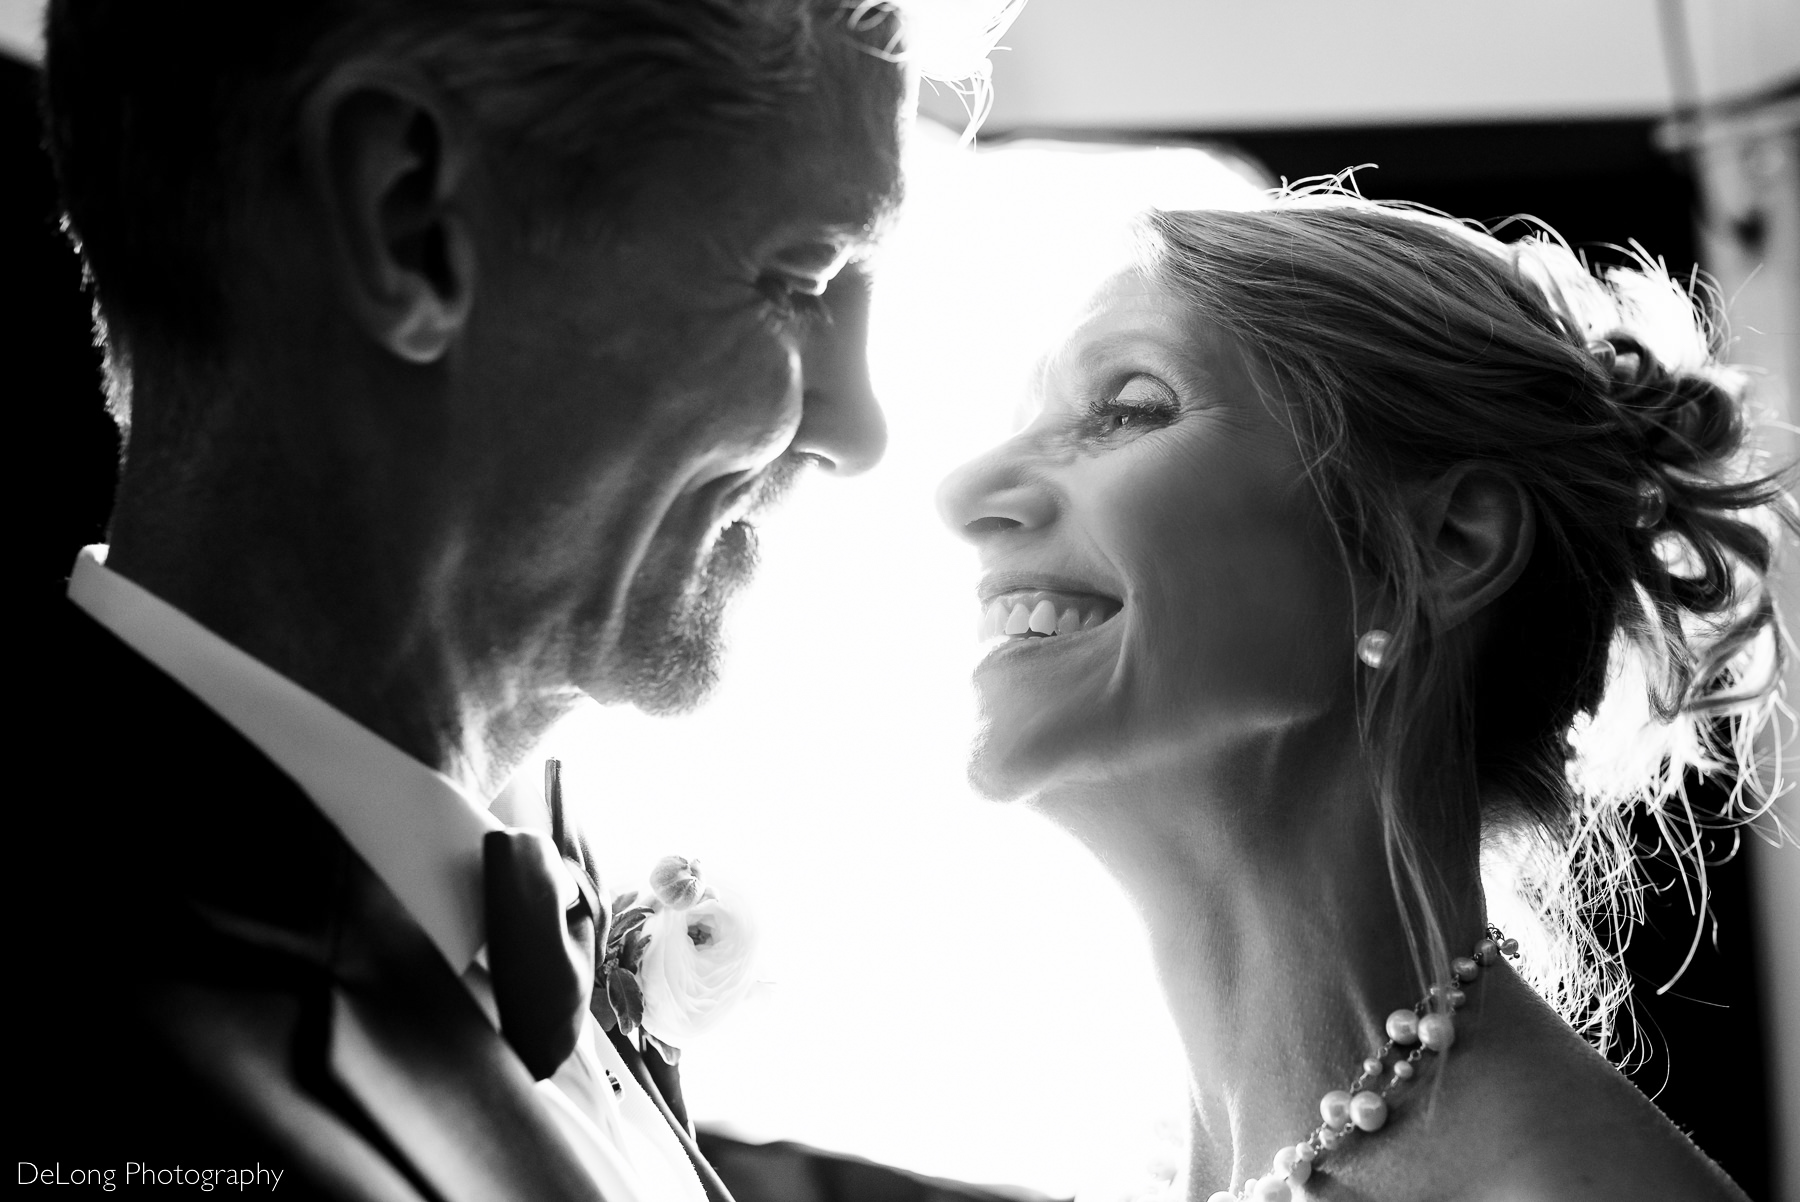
[766,220,885,265]
[832,214,896,255]
[826,222,883,253]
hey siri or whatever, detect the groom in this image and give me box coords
[16,1,907,1198]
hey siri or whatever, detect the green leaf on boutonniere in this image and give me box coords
[605,963,645,1036]
[643,1030,681,1067]
[612,907,649,944]
[619,927,650,974]
[596,894,660,1035]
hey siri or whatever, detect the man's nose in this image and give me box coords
[936,439,1056,544]
[791,264,886,476]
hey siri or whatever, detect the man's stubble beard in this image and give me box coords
[610,455,806,714]
[613,517,756,714]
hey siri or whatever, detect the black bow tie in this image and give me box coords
[484,760,603,1080]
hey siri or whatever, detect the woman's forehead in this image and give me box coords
[1079,268,1181,326]
[1037,270,1243,391]
[1034,272,1181,376]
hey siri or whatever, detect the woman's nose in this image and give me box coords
[936,442,1057,543]
[792,265,886,476]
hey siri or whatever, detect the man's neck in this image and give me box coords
[105,485,571,800]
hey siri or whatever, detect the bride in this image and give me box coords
[936,194,1783,1201]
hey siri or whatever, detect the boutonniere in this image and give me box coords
[596,855,761,1066]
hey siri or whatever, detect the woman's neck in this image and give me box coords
[1041,724,1485,1193]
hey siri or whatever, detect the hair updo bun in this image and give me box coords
[1594,337,1738,466]
[1520,242,1786,786]
[1597,335,1768,666]
[1140,188,1794,1052]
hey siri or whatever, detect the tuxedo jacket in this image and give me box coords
[13,603,724,1201]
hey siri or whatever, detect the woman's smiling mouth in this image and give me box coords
[976,587,1123,642]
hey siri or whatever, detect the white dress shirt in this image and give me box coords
[69,546,706,1202]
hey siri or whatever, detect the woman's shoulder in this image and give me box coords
[1456,1099,1747,1202]
[1314,1052,1747,1202]
[1445,983,1750,1202]
[1317,976,1752,1202]
[1327,1089,1746,1202]
[1458,1131,1745,1202]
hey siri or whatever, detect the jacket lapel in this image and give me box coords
[605,1029,738,1202]
[59,604,608,1202]
[325,858,607,1202]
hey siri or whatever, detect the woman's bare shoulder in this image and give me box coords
[1448,981,1750,1202]
[1309,975,1753,1202]
[1461,1138,1746,1202]
[1311,1048,1747,1202]
[1459,1123,1746,1202]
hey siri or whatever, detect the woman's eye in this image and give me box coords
[1085,377,1177,436]
[1097,409,1146,432]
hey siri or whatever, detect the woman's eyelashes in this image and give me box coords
[1081,375,1179,439]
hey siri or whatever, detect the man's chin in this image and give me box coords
[601,519,758,715]
[613,628,724,716]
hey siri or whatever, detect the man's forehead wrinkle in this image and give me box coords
[800,50,905,227]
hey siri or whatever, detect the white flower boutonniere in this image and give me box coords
[596,856,760,1065]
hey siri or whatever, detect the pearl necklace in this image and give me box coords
[1204,926,1521,1202]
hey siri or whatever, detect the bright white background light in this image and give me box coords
[547,124,1267,1200]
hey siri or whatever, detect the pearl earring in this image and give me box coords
[1356,629,1391,668]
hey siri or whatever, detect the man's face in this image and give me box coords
[447,54,905,714]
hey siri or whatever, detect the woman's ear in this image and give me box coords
[297,62,478,364]
[1415,464,1536,629]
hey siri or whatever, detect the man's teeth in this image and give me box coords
[978,594,1117,640]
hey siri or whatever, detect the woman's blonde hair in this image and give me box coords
[1141,185,1792,1053]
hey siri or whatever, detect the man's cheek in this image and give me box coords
[687,341,805,464]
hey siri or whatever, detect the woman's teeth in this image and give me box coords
[978,593,1116,641]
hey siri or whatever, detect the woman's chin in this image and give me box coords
[966,701,1090,803]
[966,625,1126,798]
[965,739,1035,803]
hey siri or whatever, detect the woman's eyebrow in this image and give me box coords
[1071,323,1185,372]
[1068,326,1220,401]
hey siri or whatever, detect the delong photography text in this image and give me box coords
[18,1163,285,1192]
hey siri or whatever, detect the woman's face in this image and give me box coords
[937,270,1360,802]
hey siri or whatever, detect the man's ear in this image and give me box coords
[298,63,477,364]
[1415,464,1536,629]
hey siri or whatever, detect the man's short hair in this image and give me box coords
[43,0,902,369]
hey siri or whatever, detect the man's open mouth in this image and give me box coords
[713,453,808,533]
[977,589,1123,641]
